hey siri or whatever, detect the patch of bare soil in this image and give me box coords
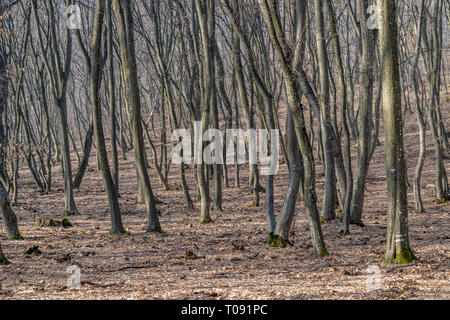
[0,110,449,300]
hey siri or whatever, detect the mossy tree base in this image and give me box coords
[200,216,212,224]
[385,248,418,264]
[10,234,24,240]
[249,201,259,208]
[36,218,72,228]
[148,226,166,234]
[268,233,292,248]
[435,195,450,204]
[320,246,330,257]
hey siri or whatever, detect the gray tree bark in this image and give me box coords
[380,0,417,264]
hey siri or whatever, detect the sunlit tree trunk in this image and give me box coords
[380,0,417,264]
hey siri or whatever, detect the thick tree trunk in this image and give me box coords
[380,0,417,264]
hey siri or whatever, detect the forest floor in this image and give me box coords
[0,107,449,300]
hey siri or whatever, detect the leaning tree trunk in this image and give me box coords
[380,0,417,264]
[113,0,162,232]
[91,0,125,234]
[270,108,301,245]
[258,0,328,256]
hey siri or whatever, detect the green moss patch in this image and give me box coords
[36,218,73,228]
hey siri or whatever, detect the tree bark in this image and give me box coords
[112,0,162,232]
[380,0,417,264]
[91,0,125,234]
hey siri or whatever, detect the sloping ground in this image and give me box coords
[0,109,448,300]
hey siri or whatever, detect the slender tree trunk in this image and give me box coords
[350,0,376,226]
[412,0,427,213]
[325,0,352,234]
[113,0,162,232]
[106,0,119,192]
[313,0,336,221]
[91,0,125,234]
[195,0,215,223]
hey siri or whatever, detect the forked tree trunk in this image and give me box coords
[113,0,162,232]
[313,0,336,222]
[259,0,328,256]
[325,0,353,234]
[350,0,376,226]
[380,0,417,264]
[270,108,301,243]
[91,0,125,234]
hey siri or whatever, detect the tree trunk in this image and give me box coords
[0,240,8,264]
[0,182,22,239]
[113,0,162,232]
[91,0,125,234]
[258,0,328,256]
[380,0,417,264]
[350,0,376,226]
[411,0,426,213]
